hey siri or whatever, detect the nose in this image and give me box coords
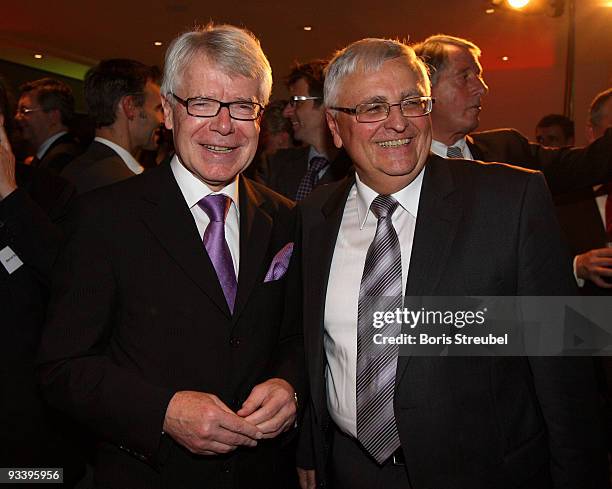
[473,76,488,97]
[282,102,294,119]
[383,104,409,132]
[209,106,234,135]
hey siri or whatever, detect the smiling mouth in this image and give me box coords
[202,144,235,153]
[377,138,412,148]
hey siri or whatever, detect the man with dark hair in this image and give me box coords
[15,77,82,174]
[412,35,612,195]
[261,60,351,200]
[535,113,575,147]
[61,59,163,193]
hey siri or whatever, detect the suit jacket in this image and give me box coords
[38,164,304,489]
[61,140,136,194]
[0,166,84,484]
[31,132,83,175]
[297,155,608,489]
[468,127,612,195]
[260,146,352,200]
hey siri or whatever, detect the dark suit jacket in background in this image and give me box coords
[0,165,84,484]
[31,132,83,175]
[468,127,612,195]
[297,155,608,489]
[38,164,304,489]
[61,140,136,194]
[259,146,352,200]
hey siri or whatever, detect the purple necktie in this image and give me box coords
[198,194,237,312]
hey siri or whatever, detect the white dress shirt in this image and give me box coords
[36,131,67,159]
[94,137,144,175]
[324,170,423,437]
[431,138,474,160]
[170,155,240,276]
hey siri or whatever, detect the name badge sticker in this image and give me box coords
[0,246,24,274]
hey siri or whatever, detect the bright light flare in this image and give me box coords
[508,0,530,8]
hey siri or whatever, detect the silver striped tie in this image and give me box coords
[356,194,402,464]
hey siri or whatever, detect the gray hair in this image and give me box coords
[324,38,430,109]
[161,23,273,105]
[412,34,482,85]
[589,87,612,127]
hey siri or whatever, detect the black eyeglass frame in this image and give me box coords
[330,96,435,123]
[171,93,264,121]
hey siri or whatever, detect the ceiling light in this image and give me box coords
[501,56,509,61]
[486,8,495,13]
[303,26,312,31]
[154,41,163,46]
[507,0,530,8]
[34,54,43,59]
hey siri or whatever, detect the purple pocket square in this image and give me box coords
[264,242,294,282]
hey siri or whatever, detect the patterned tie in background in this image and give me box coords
[294,156,329,201]
[446,146,463,158]
[198,194,237,312]
[356,195,402,464]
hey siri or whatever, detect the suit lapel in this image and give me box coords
[139,164,231,317]
[466,134,484,161]
[232,176,273,322]
[305,175,355,417]
[396,155,464,384]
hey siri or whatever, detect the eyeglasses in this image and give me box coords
[171,93,263,121]
[15,106,44,117]
[330,96,434,123]
[288,95,322,107]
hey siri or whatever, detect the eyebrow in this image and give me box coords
[358,90,423,105]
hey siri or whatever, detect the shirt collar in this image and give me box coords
[170,154,240,215]
[36,131,67,159]
[94,137,144,175]
[355,169,424,230]
[430,137,469,159]
[308,145,328,164]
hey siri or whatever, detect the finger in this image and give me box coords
[210,425,260,447]
[237,385,268,417]
[210,394,239,415]
[0,122,12,153]
[218,410,262,440]
[254,403,296,435]
[193,439,239,455]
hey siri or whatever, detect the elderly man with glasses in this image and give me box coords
[295,37,608,489]
[260,60,351,201]
[39,24,303,489]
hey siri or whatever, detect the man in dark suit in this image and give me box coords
[413,35,612,196]
[261,61,351,200]
[0,119,84,485]
[39,24,303,489]
[296,38,608,489]
[61,59,163,194]
[15,78,82,174]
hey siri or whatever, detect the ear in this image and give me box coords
[47,108,62,125]
[160,95,174,130]
[325,110,344,149]
[120,94,138,121]
[585,123,595,144]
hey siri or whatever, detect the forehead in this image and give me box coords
[18,93,36,106]
[335,58,427,105]
[443,45,482,74]
[177,54,261,100]
[288,78,310,95]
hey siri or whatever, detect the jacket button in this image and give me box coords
[230,337,240,347]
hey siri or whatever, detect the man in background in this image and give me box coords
[61,59,163,193]
[535,113,575,147]
[15,77,82,173]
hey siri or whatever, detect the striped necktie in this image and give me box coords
[356,194,402,464]
[446,145,463,158]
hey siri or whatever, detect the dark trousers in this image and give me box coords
[328,425,411,489]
